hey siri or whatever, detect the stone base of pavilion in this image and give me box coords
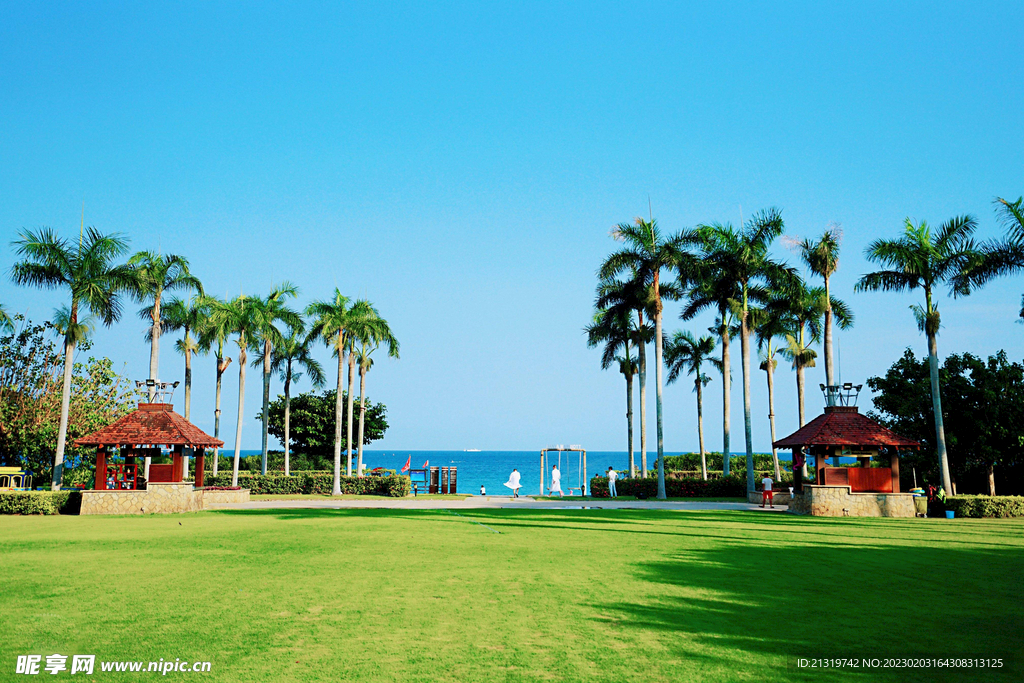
[788,485,916,517]
[80,483,250,515]
[746,490,793,505]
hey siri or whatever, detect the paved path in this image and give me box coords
[208,496,787,513]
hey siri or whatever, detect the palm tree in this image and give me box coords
[697,209,796,493]
[208,294,260,486]
[10,226,133,489]
[349,306,399,476]
[664,330,719,480]
[267,328,325,476]
[307,289,358,493]
[0,303,13,332]
[797,226,842,386]
[954,196,1024,319]
[250,284,301,475]
[160,293,209,480]
[754,307,788,482]
[856,216,980,496]
[601,218,695,500]
[197,295,231,476]
[128,252,202,401]
[586,304,638,476]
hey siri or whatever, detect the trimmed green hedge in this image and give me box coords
[0,491,82,515]
[946,495,1024,518]
[204,471,411,497]
[589,475,747,498]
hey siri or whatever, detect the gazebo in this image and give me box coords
[773,384,919,517]
[74,402,223,490]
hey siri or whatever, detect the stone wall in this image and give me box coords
[80,484,249,515]
[747,489,793,505]
[789,485,916,518]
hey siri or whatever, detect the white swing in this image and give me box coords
[539,445,587,497]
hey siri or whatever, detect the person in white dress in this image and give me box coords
[503,469,522,498]
[549,465,563,497]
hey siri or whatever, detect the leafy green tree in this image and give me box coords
[10,227,134,488]
[261,389,389,459]
[347,304,399,477]
[196,295,231,476]
[665,330,719,480]
[265,327,324,476]
[586,302,638,476]
[856,216,980,496]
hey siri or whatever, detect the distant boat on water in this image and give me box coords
[464,449,481,452]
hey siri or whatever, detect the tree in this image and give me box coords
[10,226,134,489]
[856,215,981,496]
[601,218,696,500]
[586,303,638,476]
[0,304,12,333]
[266,328,324,476]
[797,226,843,386]
[307,289,360,494]
[249,284,301,475]
[955,196,1024,322]
[664,330,720,480]
[697,210,797,493]
[262,389,389,462]
[347,304,399,477]
[160,294,209,422]
[197,295,231,477]
[753,307,787,481]
[128,252,202,401]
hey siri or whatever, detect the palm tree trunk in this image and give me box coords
[283,369,291,477]
[766,361,780,481]
[927,330,953,496]
[796,363,806,428]
[824,275,834,387]
[625,373,635,478]
[697,379,706,480]
[260,339,272,475]
[654,305,667,500]
[987,463,996,496]
[148,294,161,401]
[357,366,367,477]
[183,343,192,480]
[213,351,229,477]
[232,345,247,487]
[721,315,731,477]
[52,329,76,490]
[332,343,344,495]
[638,334,647,478]
[346,353,356,477]
[740,300,754,494]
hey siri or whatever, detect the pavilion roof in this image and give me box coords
[773,406,919,449]
[74,403,224,448]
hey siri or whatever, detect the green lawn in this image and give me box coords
[1,510,1022,682]
[250,494,471,501]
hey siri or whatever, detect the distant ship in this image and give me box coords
[464,449,481,452]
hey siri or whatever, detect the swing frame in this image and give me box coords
[539,446,587,496]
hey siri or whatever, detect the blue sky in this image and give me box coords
[1,2,1021,452]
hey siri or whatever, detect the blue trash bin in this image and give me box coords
[945,510,955,519]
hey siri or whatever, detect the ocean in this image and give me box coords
[228,449,798,496]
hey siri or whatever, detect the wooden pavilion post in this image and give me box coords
[172,445,184,482]
[793,447,803,494]
[195,449,206,488]
[95,446,108,490]
[582,449,587,497]
[539,450,545,496]
[889,448,900,493]
[816,446,827,484]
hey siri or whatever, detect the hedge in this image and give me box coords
[589,475,748,498]
[204,471,411,497]
[0,491,82,515]
[945,495,1024,518]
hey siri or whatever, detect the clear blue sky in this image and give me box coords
[1,2,1021,452]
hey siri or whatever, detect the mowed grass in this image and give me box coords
[1,510,1022,683]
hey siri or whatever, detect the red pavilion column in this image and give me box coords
[95,446,108,490]
[195,449,205,488]
[890,449,901,493]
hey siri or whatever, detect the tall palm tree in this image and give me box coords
[160,294,209,422]
[601,218,695,500]
[664,330,720,480]
[856,216,980,496]
[954,196,1024,318]
[595,275,654,477]
[197,295,231,476]
[586,304,638,476]
[797,227,842,386]
[307,289,358,493]
[209,294,260,486]
[754,306,788,482]
[0,303,13,332]
[268,328,324,476]
[250,284,301,475]
[10,226,133,489]
[349,306,399,476]
[697,209,796,493]
[128,252,202,401]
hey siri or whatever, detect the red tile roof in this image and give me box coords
[74,403,225,448]
[773,406,919,449]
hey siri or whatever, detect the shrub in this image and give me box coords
[203,471,411,497]
[946,495,1024,518]
[0,491,81,515]
[589,475,748,498]
[662,453,781,473]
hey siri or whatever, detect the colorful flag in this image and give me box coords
[423,460,429,469]
[401,456,411,473]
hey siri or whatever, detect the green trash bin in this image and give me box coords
[914,495,927,517]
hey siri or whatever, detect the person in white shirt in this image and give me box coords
[549,465,563,497]
[607,467,618,498]
[503,469,522,498]
[760,475,774,508]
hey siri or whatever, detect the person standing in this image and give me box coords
[607,467,618,498]
[549,465,563,497]
[503,469,522,498]
[760,474,774,508]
